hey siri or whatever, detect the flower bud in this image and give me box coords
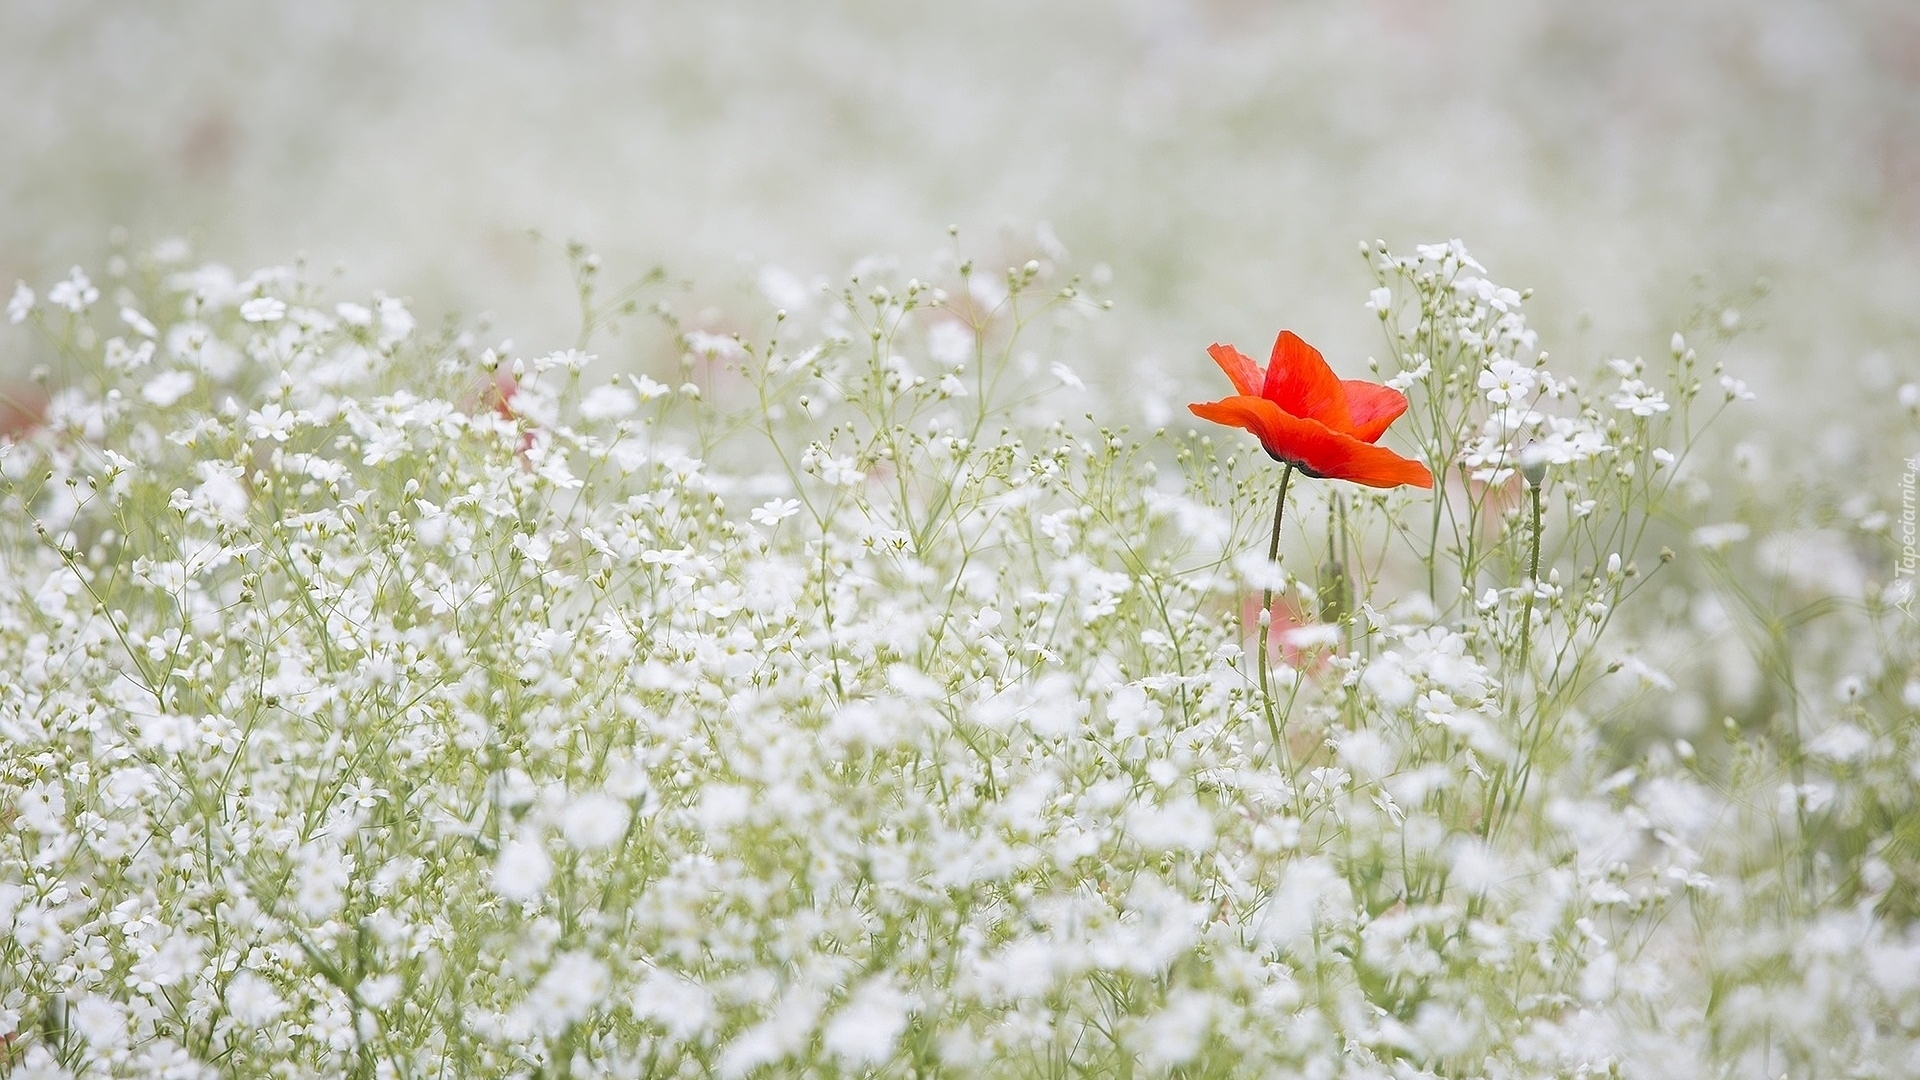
[1517,443,1551,489]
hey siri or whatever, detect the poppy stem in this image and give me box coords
[1258,463,1296,760]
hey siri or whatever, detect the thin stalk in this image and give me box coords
[1258,464,1297,762]
[1493,478,1546,833]
[1517,480,1542,684]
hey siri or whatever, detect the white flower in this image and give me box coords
[335,301,373,327]
[1366,286,1394,315]
[822,977,910,1067]
[927,320,973,366]
[376,295,415,347]
[151,236,191,262]
[1049,361,1084,390]
[226,971,289,1027]
[751,498,802,526]
[803,444,863,486]
[71,995,129,1050]
[120,306,158,338]
[1807,723,1872,763]
[1477,358,1534,405]
[1690,522,1750,551]
[47,267,98,313]
[7,1046,69,1080]
[632,969,716,1042]
[343,777,388,808]
[684,330,743,362]
[560,791,631,850]
[629,374,671,400]
[513,532,553,565]
[1134,990,1212,1070]
[492,835,552,901]
[521,952,609,1034]
[1125,796,1215,853]
[6,282,33,324]
[1608,378,1669,416]
[247,402,299,441]
[581,384,639,420]
[240,296,287,322]
[142,370,197,407]
[758,264,812,311]
[1385,356,1431,391]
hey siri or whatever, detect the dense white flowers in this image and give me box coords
[0,244,1908,1079]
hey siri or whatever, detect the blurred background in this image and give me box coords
[3,0,1916,425]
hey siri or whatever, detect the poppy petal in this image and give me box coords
[1261,331,1352,433]
[1190,395,1432,489]
[1206,343,1264,397]
[1341,380,1411,444]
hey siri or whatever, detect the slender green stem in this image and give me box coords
[1258,464,1296,761]
[1493,479,1547,835]
[1517,480,1542,685]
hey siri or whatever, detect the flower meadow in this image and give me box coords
[1,238,1917,1079]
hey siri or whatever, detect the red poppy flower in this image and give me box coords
[1190,331,1431,489]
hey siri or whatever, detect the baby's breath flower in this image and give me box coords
[751,497,801,525]
[6,281,33,323]
[1609,377,1670,416]
[47,265,99,313]
[240,296,287,322]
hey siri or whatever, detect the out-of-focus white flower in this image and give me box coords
[141,369,196,407]
[1807,723,1871,763]
[684,330,743,362]
[226,971,289,1027]
[1691,522,1750,550]
[927,320,973,367]
[376,295,414,347]
[6,282,33,324]
[120,306,158,338]
[71,994,129,1050]
[560,791,631,850]
[822,977,910,1067]
[581,383,638,420]
[240,296,286,322]
[47,267,98,313]
[632,969,716,1042]
[758,264,812,311]
[492,835,552,901]
[520,952,609,1034]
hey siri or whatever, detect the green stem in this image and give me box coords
[1493,480,1546,835]
[1517,480,1542,684]
[1258,464,1296,761]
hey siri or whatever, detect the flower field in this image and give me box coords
[1,232,1915,1078]
[3,3,1919,1077]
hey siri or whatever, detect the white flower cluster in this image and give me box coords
[0,242,1913,1078]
